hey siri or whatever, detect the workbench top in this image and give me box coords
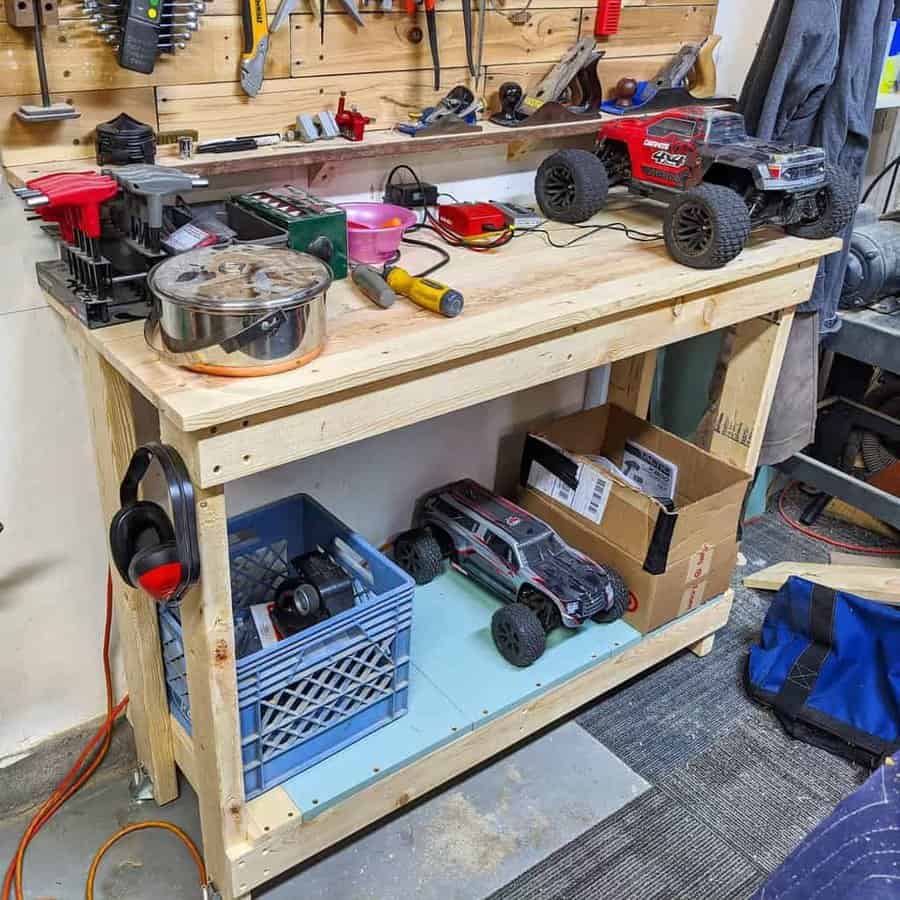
[55,205,840,433]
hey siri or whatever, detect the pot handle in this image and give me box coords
[144,305,288,356]
[220,309,288,353]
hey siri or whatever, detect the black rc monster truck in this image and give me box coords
[534,106,856,268]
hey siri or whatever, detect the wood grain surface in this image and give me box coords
[1,1,719,166]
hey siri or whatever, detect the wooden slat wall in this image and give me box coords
[0,0,717,168]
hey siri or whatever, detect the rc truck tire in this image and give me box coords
[786,164,857,240]
[664,183,752,269]
[394,528,443,585]
[592,567,629,624]
[491,603,546,667]
[535,149,609,224]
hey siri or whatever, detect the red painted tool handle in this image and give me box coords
[594,0,621,37]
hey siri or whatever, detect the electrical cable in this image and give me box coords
[85,822,207,900]
[861,152,900,212]
[517,220,663,247]
[2,572,128,900]
[777,482,900,555]
[401,235,452,277]
[385,164,662,263]
[385,164,514,251]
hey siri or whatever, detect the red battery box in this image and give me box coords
[437,202,507,236]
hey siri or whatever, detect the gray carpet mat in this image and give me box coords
[491,492,880,900]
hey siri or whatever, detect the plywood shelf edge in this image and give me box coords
[4,118,605,186]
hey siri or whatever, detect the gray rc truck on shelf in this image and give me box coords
[393,479,628,667]
[534,106,856,269]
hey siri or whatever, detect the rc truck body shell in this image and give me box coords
[413,479,615,628]
[598,107,828,198]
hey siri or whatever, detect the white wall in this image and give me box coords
[713,0,776,99]
[0,187,117,767]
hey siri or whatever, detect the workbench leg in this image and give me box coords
[609,351,657,418]
[697,309,796,474]
[78,346,179,805]
[160,419,249,900]
[689,634,716,658]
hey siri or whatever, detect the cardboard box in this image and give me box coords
[518,405,750,633]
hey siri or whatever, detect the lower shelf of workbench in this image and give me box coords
[170,580,734,897]
[280,569,640,819]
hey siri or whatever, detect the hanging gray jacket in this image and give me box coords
[739,0,894,333]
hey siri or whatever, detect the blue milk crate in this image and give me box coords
[157,494,414,800]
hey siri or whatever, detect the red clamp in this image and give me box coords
[25,172,118,243]
[336,92,373,142]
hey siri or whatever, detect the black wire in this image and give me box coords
[401,236,451,277]
[861,152,900,208]
[437,192,460,203]
[387,164,660,256]
[516,220,663,247]
[386,164,514,250]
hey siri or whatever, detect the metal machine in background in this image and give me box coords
[841,204,900,312]
[779,205,900,533]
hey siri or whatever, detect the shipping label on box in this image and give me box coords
[527,439,612,525]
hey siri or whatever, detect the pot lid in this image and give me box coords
[148,245,332,313]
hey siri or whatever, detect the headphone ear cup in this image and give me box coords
[129,542,183,602]
[109,501,176,588]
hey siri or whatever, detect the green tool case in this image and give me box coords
[234,187,349,280]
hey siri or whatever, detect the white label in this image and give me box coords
[163,222,214,253]
[621,441,678,500]
[250,603,279,647]
[578,466,612,525]
[528,445,612,525]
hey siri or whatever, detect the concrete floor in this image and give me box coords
[0,722,647,899]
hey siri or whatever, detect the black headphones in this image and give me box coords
[109,443,200,602]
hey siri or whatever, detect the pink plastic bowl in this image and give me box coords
[340,202,418,264]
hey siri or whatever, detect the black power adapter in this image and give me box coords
[384,180,438,209]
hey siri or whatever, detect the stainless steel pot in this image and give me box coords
[145,245,331,376]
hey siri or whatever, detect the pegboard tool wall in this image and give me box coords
[0,0,718,169]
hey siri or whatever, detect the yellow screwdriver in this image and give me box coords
[384,266,464,317]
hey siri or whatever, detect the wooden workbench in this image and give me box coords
[54,206,838,899]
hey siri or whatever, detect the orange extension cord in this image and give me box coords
[778,482,900,556]
[2,571,208,899]
[85,821,206,900]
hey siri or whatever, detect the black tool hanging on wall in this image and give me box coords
[82,0,208,74]
[109,443,200,602]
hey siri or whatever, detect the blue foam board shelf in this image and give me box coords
[282,660,467,817]
[410,570,642,726]
[281,570,642,819]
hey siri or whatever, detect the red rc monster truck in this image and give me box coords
[534,107,856,269]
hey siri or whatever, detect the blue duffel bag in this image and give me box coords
[746,576,900,768]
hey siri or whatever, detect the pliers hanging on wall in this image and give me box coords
[407,0,440,90]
